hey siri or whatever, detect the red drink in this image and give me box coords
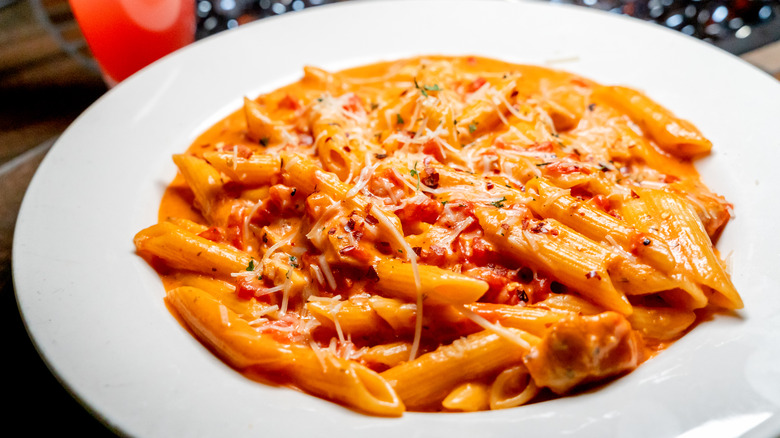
[69,0,195,86]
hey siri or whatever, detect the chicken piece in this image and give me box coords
[523,311,641,394]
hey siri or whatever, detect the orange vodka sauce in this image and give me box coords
[137,55,740,416]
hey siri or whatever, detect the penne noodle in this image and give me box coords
[374,258,489,305]
[203,151,281,186]
[489,365,539,410]
[168,286,404,416]
[136,55,741,416]
[476,206,633,315]
[381,329,539,410]
[591,85,712,158]
[442,382,490,412]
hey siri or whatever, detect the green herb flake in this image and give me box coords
[414,78,441,97]
[410,161,420,191]
[414,77,427,97]
[246,260,255,271]
[469,122,478,133]
[490,197,507,208]
[396,113,404,125]
[259,137,269,147]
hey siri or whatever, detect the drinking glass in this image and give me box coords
[69,0,196,86]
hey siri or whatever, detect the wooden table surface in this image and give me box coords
[2,0,779,435]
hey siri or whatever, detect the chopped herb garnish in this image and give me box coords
[246,260,255,271]
[259,137,269,147]
[289,255,299,268]
[469,122,478,133]
[410,161,420,191]
[490,197,507,208]
[396,113,404,125]
[536,162,552,167]
[414,77,441,97]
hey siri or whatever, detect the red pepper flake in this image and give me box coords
[339,245,357,256]
[365,266,380,282]
[585,271,601,280]
[375,241,393,255]
[530,221,546,233]
[663,174,680,184]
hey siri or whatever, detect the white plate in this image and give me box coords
[14,0,780,436]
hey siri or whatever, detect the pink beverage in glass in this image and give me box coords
[69,0,195,86]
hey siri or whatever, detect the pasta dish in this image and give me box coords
[134,56,742,416]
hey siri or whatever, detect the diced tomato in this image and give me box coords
[590,194,611,212]
[197,226,225,243]
[342,93,364,114]
[277,93,301,111]
[218,143,253,158]
[235,282,256,300]
[528,141,554,153]
[544,160,589,177]
[224,205,248,248]
[395,195,443,224]
[467,76,487,93]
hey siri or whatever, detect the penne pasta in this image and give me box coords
[591,85,712,158]
[381,329,538,410]
[135,55,742,416]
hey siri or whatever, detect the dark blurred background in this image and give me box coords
[1,0,778,436]
[193,0,780,54]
